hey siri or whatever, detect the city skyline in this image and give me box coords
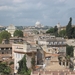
[0,0,75,26]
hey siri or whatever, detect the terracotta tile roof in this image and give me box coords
[32,71,39,74]
[45,53,60,57]
[47,38,66,42]
[10,37,23,40]
[0,59,3,61]
[35,65,41,69]
[14,51,36,54]
[0,44,12,47]
[45,71,51,74]
[0,54,12,58]
[32,71,75,75]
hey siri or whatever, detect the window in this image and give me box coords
[50,42,53,45]
[49,42,51,45]
[54,42,57,45]
[2,52,4,54]
[58,42,62,45]
[48,49,50,52]
[16,66,18,70]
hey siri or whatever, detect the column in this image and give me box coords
[67,62,70,68]
[65,61,66,67]
[61,61,63,66]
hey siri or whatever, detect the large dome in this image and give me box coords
[35,21,41,25]
[7,24,16,30]
[35,21,44,28]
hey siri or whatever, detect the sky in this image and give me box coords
[0,0,75,26]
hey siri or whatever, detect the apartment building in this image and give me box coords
[0,44,12,62]
[12,41,37,73]
[0,44,12,54]
[37,35,66,56]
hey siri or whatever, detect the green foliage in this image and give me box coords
[46,26,58,36]
[18,55,31,75]
[0,31,11,43]
[0,31,11,40]
[59,30,66,37]
[66,55,70,61]
[33,30,39,34]
[31,52,35,70]
[14,30,23,37]
[46,27,54,33]
[0,37,3,43]
[54,26,58,36]
[66,17,72,39]
[0,62,11,74]
[66,45,74,57]
[9,61,14,65]
[71,27,75,38]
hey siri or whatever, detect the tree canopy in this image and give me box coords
[46,27,54,33]
[71,27,75,38]
[46,26,58,36]
[0,31,11,40]
[18,55,31,75]
[0,31,11,43]
[0,62,11,74]
[58,30,66,37]
[31,52,35,70]
[66,17,72,39]
[66,45,74,57]
[14,30,23,37]
[54,26,58,36]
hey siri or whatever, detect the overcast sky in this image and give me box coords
[0,0,75,26]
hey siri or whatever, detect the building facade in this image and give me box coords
[12,42,37,73]
[0,44,12,54]
[6,24,16,37]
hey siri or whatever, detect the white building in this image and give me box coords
[37,35,66,56]
[12,42,37,73]
[6,24,16,37]
[35,21,44,28]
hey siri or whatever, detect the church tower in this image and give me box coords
[56,23,61,34]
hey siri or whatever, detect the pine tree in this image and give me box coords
[72,27,75,38]
[18,55,31,75]
[66,17,72,39]
[31,52,35,70]
[54,26,58,36]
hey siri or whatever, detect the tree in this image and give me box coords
[14,30,23,37]
[0,31,11,43]
[31,52,35,70]
[0,37,3,43]
[66,45,74,57]
[59,30,66,37]
[66,17,72,39]
[71,27,75,38]
[54,26,58,36]
[0,31,11,40]
[18,55,31,75]
[46,27,54,33]
[0,62,11,74]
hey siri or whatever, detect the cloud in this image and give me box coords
[59,0,66,2]
[13,0,23,3]
[0,0,75,26]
